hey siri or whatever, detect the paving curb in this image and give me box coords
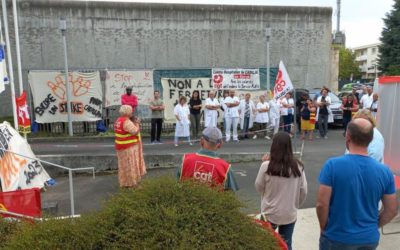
[38,153,265,177]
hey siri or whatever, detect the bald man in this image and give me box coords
[317,118,397,250]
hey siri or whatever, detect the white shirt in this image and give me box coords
[224,96,240,118]
[280,98,294,116]
[269,99,280,120]
[255,102,269,123]
[205,98,220,112]
[360,94,373,109]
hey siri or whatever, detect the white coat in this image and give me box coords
[255,102,269,123]
[239,99,256,130]
[316,95,334,123]
[204,98,220,128]
[174,104,190,137]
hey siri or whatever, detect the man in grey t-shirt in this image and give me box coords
[149,90,165,144]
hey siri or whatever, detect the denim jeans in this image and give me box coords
[151,118,163,142]
[319,234,378,250]
[190,113,201,139]
[343,116,351,134]
[283,114,293,134]
[242,116,250,138]
[270,221,296,250]
[318,113,329,137]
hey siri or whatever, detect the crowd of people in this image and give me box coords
[115,86,396,250]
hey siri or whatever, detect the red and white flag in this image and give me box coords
[274,61,294,100]
[16,91,31,134]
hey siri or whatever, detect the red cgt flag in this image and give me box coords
[15,91,31,134]
[0,188,42,218]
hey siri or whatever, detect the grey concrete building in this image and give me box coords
[0,0,332,117]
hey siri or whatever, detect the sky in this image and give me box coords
[85,0,395,48]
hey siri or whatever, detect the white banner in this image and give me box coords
[0,122,51,192]
[29,71,103,123]
[105,70,154,107]
[212,68,260,89]
[161,78,266,122]
[274,61,294,99]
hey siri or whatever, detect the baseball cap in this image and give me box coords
[202,127,223,144]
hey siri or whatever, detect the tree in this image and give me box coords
[338,46,361,81]
[379,0,400,75]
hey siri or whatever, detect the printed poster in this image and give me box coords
[28,71,103,123]
[212,68,260,89]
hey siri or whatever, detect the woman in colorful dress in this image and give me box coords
[300,98,317,140]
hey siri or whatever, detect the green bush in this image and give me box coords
[1,177,279,249]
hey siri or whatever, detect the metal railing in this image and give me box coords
[0,148,95,216]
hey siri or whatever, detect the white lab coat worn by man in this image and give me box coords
[224,95,240,142]
[269,99,281,135]
[204,97,220,128]
[239,99,256,130]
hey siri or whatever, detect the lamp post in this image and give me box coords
[266,27,271,92]
[59,18,73,136]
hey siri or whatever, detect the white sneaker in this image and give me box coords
[189,142,193,146]
[253,135,257,139]
[265,136,271,140]
[174,144,178,147]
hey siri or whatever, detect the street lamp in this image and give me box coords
[266,27,271,92]
[59,18,73,136]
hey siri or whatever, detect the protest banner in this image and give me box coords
[0,122,52,192]
[273,61,294,100]
[161,77,266,122]
[105,70,154,107]
[16,91,31,134]
[29,71,103,123]
[212,68,260,89]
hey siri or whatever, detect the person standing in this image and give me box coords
[177,127,239,191]
[114,105,146,188]
[253,95,270,139]
[300,98,316,141]
[189,90,202,139]
[316,88,331,139]
[360,86,373,109]
[121,86,138,113]
[340,94,358,135]
[317,119,397,250]
[224,90,240,142]
[269,97,281,136]
[239,93,256,139]
[296,93,308,133]
[220,90,229,132]
[255,132,308,250]
[174,96,192,147]
[352,87,360,104]
[370,93,379,119]
[204,91,220,128]
[280,92,295,135]
[149,90,165,144]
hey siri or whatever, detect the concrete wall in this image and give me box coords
[0,0,332,117]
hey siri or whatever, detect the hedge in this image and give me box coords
[1,177,279,249]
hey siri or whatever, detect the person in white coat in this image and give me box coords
[239,93,256,139]
[316,88,331,139]
[205,91,220,128]
[174,96,192,147]
[224,90,240,142]
[253,95,270,139]
[269,97,281,136]
[280,92,295,135]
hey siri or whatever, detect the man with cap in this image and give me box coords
[121,86,138,112]
[177,127,239,191]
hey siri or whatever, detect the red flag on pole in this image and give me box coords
[0,188,42,218]
[15,91,31,134]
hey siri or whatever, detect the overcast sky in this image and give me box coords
[86,0,395,48]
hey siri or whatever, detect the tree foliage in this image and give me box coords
[338,46,361,80]
[379,0,400,75]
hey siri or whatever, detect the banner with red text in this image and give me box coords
[16,91,31,134]
[212,68,260,89]
[28,71,103,123]
[0,122,51,192]
[273,61,294,100]
[105,70,154,107]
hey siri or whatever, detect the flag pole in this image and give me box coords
[12,0,22,95]
[1,0,18,129]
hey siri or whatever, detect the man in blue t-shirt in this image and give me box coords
[317,118,398,250]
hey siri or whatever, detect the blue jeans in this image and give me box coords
[270,221,296,250]
[343,116,351,134]
[319,234,378,250]
[318,113,329,137]
[242,116,250,138]
[283,114,293,134]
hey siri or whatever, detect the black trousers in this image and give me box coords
[151,118,163,142]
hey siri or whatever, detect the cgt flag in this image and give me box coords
[16,91,31,134]
[273,61,294,100]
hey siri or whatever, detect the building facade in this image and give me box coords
[353,43,380,81]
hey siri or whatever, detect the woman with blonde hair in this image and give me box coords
[114,105,146,188]
[174,96,192,147]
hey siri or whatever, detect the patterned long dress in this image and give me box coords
[116,119,146,187]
